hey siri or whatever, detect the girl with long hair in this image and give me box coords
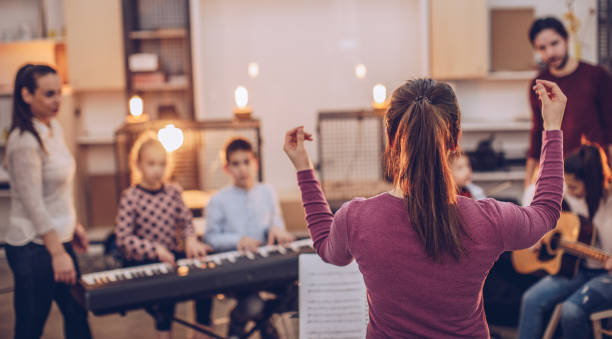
[283,78,566,337]
[518,143,612,339]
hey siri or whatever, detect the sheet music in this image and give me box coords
[299,254,368,339]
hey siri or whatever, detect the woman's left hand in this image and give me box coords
[283,126,314,171]
[185,236,212,259]
[72,223,89,254]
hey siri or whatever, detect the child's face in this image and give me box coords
[451,155,472,187]
[564,173,586,199]
[225,150,257,189]
[138,145,167,186]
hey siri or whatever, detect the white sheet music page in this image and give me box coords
[299,254,368,339]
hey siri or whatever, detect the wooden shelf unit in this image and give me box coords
[121,0,194,120]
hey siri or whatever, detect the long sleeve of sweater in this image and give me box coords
[297,130,564,264]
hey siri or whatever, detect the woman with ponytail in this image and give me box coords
[518,143,612,339]
[4,64,92,339]
[284,78,566,338]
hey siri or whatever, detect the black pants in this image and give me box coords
[123,254,213,331]
[5,242,92,339]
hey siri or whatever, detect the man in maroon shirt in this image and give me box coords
[524,17,612,187]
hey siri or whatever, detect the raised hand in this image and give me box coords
[283,126,314,171]
[533,79,567,131]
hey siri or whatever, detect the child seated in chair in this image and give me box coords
[205,137,295,339]
[115,132,213,339]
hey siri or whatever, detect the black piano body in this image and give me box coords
[73,239,314,315]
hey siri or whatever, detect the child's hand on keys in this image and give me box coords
[238,236,261,253]
[533,79,567,131]
[283,126,314,171]
[185,237,211,260]
[155,245,176,266]
[268,226,296,246]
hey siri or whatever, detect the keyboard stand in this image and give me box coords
[171,317,226,339]
[243,282,299,339]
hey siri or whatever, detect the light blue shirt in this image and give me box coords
[205,183,285,251]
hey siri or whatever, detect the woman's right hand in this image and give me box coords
[51,251,77,285]
[283,126,314,171]
[533,79,566,131]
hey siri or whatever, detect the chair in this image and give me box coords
[591,309,612,339]
[542,304,563,339]
[543,304,612,339]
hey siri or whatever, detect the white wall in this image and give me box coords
[76,91,126,174]
[193,0,425,193]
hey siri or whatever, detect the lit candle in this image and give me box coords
[233,86,252,119]
[235,86,249,109]
[372,84,388,112]
[127,95,148,123]
[129,95,143,117]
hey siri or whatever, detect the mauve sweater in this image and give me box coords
[297,130,564,338]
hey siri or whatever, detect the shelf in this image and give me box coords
[132,82,188,91]
[471,169,525,182]
[462,121,532,132]
[77,135,114,145]
[129,29,187,40]
[0,38,65,46]
[485,70,537,80]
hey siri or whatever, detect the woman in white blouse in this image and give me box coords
[4,64,91,339]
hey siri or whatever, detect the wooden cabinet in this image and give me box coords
[64,0,125,91]
[430,0,488,79]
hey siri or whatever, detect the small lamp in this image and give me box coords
[233,86,252,120]
[127,95,149,123]
[372,84,389,115]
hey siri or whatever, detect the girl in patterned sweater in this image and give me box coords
[115,133,212,339]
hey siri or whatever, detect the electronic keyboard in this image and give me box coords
[73,239,314,315]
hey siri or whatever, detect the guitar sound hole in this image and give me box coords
[537,245,557,262]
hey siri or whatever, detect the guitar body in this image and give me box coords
[512,212,594,277]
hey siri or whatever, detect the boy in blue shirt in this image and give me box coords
[205,137,294,338]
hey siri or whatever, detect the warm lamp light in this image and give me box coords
[233,86,252,120]
[248,63,259,78]
[372,84,389,113]
[355,64,367,79]
[235,86,249,109]
[126,95,148,123]
[157,124,184,152]
[129,95,143,117]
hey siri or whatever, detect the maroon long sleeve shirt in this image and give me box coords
[528,62,612,159]
[298,131,564,338]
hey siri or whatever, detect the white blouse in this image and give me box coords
[3,119,76,246]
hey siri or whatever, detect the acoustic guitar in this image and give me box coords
[512,212,604,277]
